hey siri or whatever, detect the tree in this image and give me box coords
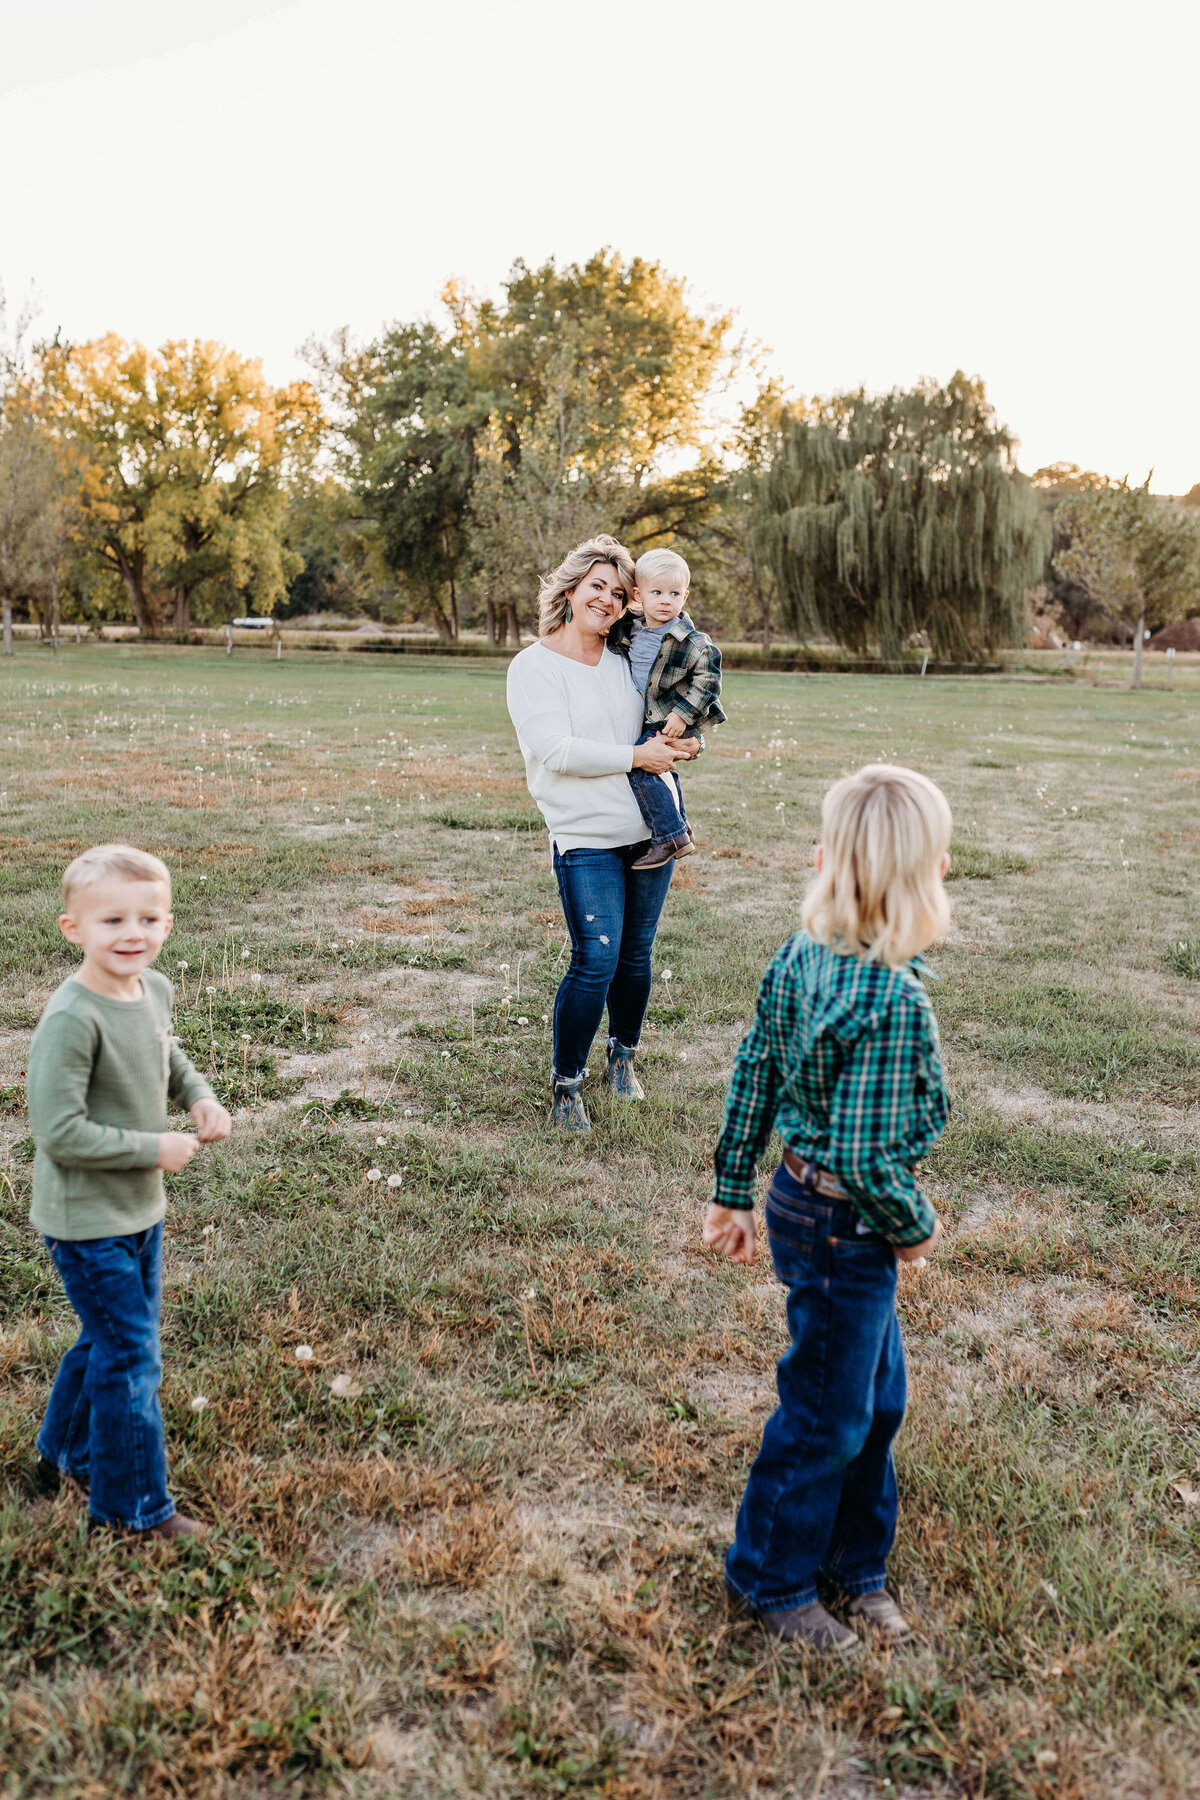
[0,289,53,655]
[1031,463,1109,640]
[337,251,735,637]
[1054,479,1200,688]
[43,336,321,635]
[756,374,1049,659]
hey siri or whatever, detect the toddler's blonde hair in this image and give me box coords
[537,534,636,638]
[801,764,951,968]
[634,547,690,588]
[62,844,172,913]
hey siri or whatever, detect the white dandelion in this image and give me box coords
[386,1172,402,1189]
[293,1344,314,1362]
[190,1395,209,1412]
[366,1167,382,1183]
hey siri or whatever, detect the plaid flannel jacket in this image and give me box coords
[711,932,948,1245]
[607,612,727,728]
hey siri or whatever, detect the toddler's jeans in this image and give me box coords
[37,1223,176,1531]
[627,724,702,844]
[724,1162,905,1610]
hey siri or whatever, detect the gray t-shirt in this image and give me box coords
[627,619,672,696]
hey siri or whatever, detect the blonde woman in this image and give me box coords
[506,535,695,1130]
[706,764,951,1652]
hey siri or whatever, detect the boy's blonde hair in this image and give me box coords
[635,548,690,589]
[801,765,951,968]
[62,845,172,912]
[537,534,636,638]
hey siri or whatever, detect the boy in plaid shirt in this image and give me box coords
[606,548,725,870]
[705,765,950,1652]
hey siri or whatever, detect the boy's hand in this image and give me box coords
[158,1131,200,1172]
[895,1218,943,1264]
[662,710,687,739]
[703,1203,758,1264]
[191,1097,233,1142]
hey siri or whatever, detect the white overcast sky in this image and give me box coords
[2,0,1196,491]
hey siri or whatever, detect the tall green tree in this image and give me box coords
[756,374,1048,659]
[1054,479,1200,688]
[337,252,734,637]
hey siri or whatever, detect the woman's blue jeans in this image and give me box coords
[551,843,673,1082]
[37,1224,176,1531]
[725,1163,905,1611]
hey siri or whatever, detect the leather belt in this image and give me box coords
[782,1150,849,1199]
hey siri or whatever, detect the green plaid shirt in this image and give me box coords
[711,932,948,1244]
[607,612,727,728]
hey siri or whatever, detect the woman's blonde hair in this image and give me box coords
[537,534,636,638]
[801,764,952,967]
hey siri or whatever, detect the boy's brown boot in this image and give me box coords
[135,1512,209,1543]
[632,835,692,871]
[847,1589,911,1639]
[759,1600,859,1652]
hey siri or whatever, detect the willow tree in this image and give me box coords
[756,374,1049,659]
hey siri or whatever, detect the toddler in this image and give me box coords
[705,765,951,1650]
[27,845,231,1541]
[607,548,725,870]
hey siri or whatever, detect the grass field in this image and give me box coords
[1,646,1198,1800]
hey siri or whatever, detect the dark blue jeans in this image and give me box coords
[551,843,674,1082]
[627,725,699,844]
[725,1163,905,1610]
[37,1224,175,1531]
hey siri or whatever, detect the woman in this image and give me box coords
[506,535,695,1130]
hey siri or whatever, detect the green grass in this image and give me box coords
[1,646,1199,1798]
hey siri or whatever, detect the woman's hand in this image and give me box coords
[632,734,694,774]
[703,1203,758,1264]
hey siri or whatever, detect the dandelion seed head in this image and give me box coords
[375,1135,386,1146]
[241,948,250,959]
[179,960,189,971]
[517,1016,529,1025]
[190,1394,209,1411]
[294,1344,314,1362]
[250,971,262,985]
[523,1286,537,1300]
[206,985,216,995]
[201,1223,215,1236]
[386,1172,402,1188]
[366,1167,382,1182]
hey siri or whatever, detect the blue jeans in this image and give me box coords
[627,725,699,844]
[551,843,674,1082]
[725,1163,904,1610]
[37,1224,175,1531]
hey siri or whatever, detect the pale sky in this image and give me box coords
[2,0,1196,491]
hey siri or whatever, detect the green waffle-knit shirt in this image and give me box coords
[26,969,214,1241]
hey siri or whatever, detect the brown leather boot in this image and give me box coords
[138,1512,208,1542]
[631,835,692,870]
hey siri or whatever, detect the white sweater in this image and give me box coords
[506,641,648,851]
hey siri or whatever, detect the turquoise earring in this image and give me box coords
[565,601,572,622]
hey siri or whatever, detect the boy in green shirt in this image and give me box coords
[27,845,231,1540]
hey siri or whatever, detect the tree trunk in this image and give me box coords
[112,544,157,637]
[174,589,192,636]
[447,572,459,642]
[1,596,11,658]
[51,572,61,649]
[1131,606,1146,690]
[504,602,521,646]
[484,595,498,647]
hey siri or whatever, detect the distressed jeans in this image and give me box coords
[725,1162,905,1611]
[37,1223,176,1531]
[551,843,674,1082]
